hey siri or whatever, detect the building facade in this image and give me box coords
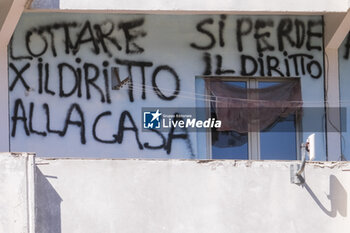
[0,0,349,232]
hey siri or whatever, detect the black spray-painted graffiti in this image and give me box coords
[9,15,324,156]
[11,98,194,156]
[343,32,350,60]
[9,59,180,103]
[10,19,146,59]
[191,16,323,78]
[9,16,194,156]
[10,17,181,103]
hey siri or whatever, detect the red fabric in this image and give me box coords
[207,79,302,133]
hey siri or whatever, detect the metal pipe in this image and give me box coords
[296,143,307,176]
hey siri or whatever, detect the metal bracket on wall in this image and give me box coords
[290,142,307,184]
[290,163,305,184]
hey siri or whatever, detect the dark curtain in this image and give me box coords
[207,79,302,133]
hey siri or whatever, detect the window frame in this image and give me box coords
[201,76,302,160]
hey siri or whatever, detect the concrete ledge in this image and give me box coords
[36,159,350,233]
[28,0,349,13]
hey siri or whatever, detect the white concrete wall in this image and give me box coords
[30,0,349,12]
[0,153,35,233]
[9,13,327,159]
[35,159,350,233]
